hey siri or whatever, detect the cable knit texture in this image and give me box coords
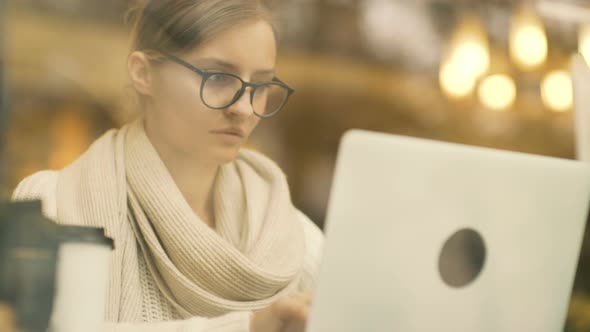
[12,118,323,331]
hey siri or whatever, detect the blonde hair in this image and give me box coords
[126,0,277,58]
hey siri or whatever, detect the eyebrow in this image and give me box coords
[193,57,275,77]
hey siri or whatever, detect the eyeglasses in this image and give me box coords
[159,51,294,118]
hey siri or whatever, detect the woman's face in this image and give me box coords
[143,20,277,165]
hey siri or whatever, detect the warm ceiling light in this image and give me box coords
[440,61,477,99]
[440,15,489,99]
[451,40,490,79]
[541,70,573,112]
[510,7,548,70]
[478,74,517,111]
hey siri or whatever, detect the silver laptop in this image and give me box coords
[306,130,590,332]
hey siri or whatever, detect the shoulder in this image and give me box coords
[11,170,59,220]
[9,127,123,221]
[296,209,325,292]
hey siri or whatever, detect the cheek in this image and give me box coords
[155,73,200,108]
[150,72,218,138]
[247,117,261,135]
[153,73,214,123]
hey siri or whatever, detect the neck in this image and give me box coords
[142,118,219,228]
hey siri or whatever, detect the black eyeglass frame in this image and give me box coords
[158,51,295,118]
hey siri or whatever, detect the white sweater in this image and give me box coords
[12,170,324,332]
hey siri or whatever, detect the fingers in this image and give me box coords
[273,292,313,322]
[250,293,315,332]
[290,292,313,306]
[284,319,307,332]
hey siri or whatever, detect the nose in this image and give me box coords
[226,87,255,118]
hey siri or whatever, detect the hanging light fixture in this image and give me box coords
[541,70,573,112]
[510,5,548,70]
[440,14,490,99]
[478,74,517,112]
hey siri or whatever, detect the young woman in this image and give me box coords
[12,1,324,331]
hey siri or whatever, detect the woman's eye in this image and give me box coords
[209,74,228,82]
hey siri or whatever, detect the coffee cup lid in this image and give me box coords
[59,226,114,249]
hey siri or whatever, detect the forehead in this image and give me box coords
[185,20,277,70]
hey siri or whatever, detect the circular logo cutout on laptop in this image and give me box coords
[438,228,486,288]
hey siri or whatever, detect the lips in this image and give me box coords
[210,127,245,138]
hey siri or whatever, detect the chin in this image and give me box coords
[211,146,242,165]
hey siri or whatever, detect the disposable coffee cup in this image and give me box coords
[50,227,114,332]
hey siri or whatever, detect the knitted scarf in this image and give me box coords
[55,119,305,321]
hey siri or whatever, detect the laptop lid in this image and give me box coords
[307,130,590,332]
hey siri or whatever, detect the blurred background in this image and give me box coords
[2,0,590,330]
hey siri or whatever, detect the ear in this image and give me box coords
[128,51,155,97]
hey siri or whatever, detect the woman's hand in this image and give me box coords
[250,292,312,332]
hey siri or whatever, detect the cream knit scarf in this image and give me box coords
[55,119,305,321]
